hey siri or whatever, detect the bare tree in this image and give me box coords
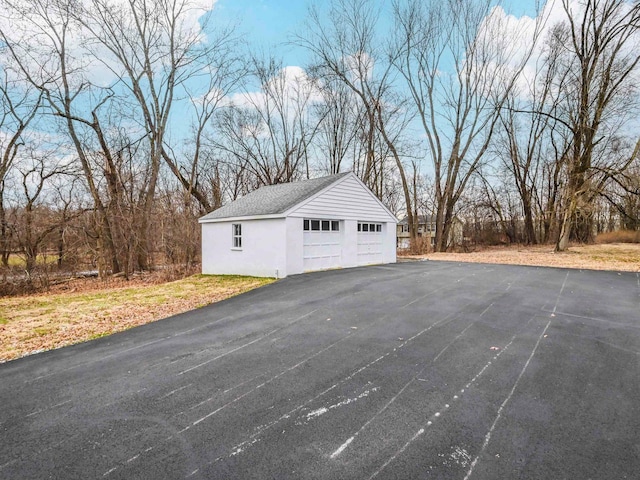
[213,57,321,186]
[74,0,227,267]
[0,0,132,275]
[10,148,74,276]
[298,0,417,241]
[0,73,42,268]
[311,75,362,175]
[553,0,640,250]
[495,39,565,245]
[161,25,246,214]
[391,0,544,251]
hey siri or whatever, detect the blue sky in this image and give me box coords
[211,0,312,66]
[209,0,543,68]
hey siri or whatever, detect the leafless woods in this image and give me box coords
[0,0,638,289]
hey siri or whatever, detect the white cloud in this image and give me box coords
[480,0,640,100]
[226,65,321,110]
[0,0,218,88]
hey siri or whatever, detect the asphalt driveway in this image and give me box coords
[1,261,638,479]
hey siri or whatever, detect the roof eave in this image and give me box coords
[198,213,286,224]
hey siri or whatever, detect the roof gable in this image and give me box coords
[287,173,397,223]
[199,172,350,222]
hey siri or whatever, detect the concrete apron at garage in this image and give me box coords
[0,262,638,479]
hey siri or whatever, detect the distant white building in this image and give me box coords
[396,215,464,249]
[199,172,397,278]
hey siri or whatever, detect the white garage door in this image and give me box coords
[303,219,342,272]
[357,222,383,265]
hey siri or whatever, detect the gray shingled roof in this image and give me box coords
[199,172,351,221]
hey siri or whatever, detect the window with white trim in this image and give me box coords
[232,223,242,249]
[357,222,382,232]
[303,218,340,231]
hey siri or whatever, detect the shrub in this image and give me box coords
[397,236,433,255]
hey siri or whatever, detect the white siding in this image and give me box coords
[285,217,304,275]
[201,173,397,278]
[201,218,286,278]
[288,175,396,222]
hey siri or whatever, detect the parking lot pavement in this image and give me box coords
[1,261,638,479]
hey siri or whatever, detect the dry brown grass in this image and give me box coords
[596,230,640,244]
[0,274,274,362]
[401,243,640,272]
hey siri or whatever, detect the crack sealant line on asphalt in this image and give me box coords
[462,320,551,480]
[551,271,570,315]
[25,313,240,384]
[0,459,17,473]
[185,371,271,413]
[330,300,499,460]
[216,277,524,466]
[180,270,504,412]
[182,306,473,475]
[400,272,477,309]
[365,315,545,480]
[158,384,193,400]
[218,288,508,463]
[25,399,72,418]
[22,267,478,385]
[28,335,175,383]
[165,274,517,477]
[177,309,318,375]
[99,272,521,478]
[539,307,640,329]
[549,329,640,356]
[101,331,359,478]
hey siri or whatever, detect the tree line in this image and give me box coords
[0,0,638,284]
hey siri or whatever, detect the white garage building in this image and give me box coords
[199,172,397,278]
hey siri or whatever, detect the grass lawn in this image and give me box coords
[6,253,59,268]
[0,274,274,362]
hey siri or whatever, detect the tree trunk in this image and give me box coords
[0,191,8,268]
[522,194,537,245]
[556,194,575,251]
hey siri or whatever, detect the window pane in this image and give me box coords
[370,224,375,231]
[376,224,382,232]
[322,220,330,231]
[331,221,339,231]
[357,223,361,232]
[303,219,309,231]
[362,223,369,232]
[311,220,320,231]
